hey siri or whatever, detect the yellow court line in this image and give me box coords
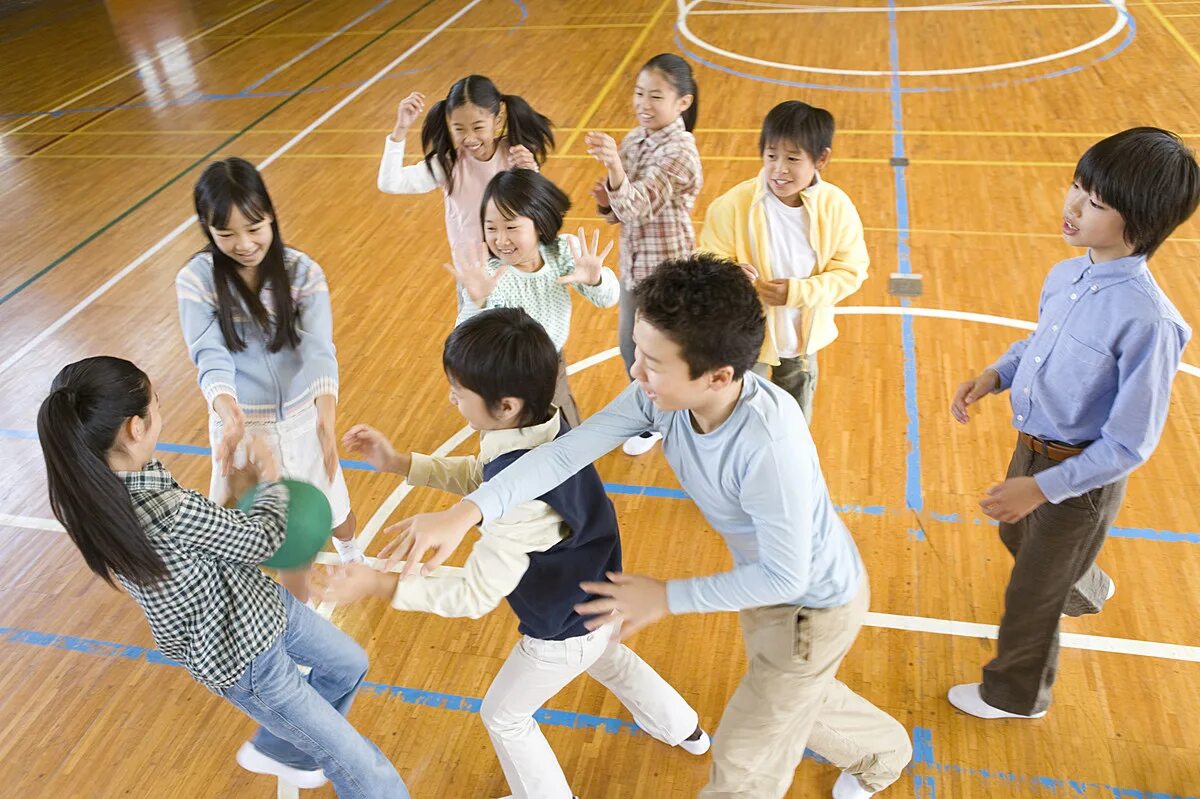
[207,22,649,36]
[560,0,672,154]
[1162,11,1200,15]
[7,152,1084,168]
[15,127,1200,139]
[1143,0,1200,68]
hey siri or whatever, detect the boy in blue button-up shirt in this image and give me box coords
[949,128,1199,720]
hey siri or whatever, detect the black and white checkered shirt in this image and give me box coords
[116,460,290,692]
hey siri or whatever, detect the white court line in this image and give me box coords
[0,0,484,378]
[0,0,276,140]
[675,0,1130,76]
[689,3,1114,12]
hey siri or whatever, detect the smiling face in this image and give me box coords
[628,315,719,412]
[483,200,542,269]
[1062,179,1131,260]
[632,67,693,132]
[207,204,274,269]
[762,139,829,207]
[447,101,500,161]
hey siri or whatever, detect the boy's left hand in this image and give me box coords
[559,228,614,287]
[756,278,790,307]
[576,572,669,641]
[980,476,1047,523]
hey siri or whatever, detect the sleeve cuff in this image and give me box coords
[383,135,406,154]
[466,486,504,525]
[406,453,434,486]
[1033,468,1072,505]
[203,382,238,410]
[666,579,697,615]
[310,376,339,401]
[989,359,1018,391]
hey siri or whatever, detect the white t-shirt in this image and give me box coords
[763,179,818,358]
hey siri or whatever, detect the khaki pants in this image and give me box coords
[553,353,581,429]
[752,354,818,423]
[701,578,911,798]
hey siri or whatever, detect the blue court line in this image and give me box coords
[4,428,1199,543]
[886,0,924,515]
[2,627,1197,797]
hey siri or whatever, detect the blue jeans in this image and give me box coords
[219,584,409,798]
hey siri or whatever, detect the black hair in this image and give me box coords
[421,75,555,195]
[759,100,835,160]
[442,308,559,428]
[481,169,572,255]
[633,253,764,380]
[37,357,168,588]
[640,53,699,132]
[193,157,299,354]
[1074,127,1200,258]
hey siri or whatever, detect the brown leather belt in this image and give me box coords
[1019,432,1084,461]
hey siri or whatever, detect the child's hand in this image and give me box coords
[950,369,1000,423]
[509,144,537,170]
[392,91,425,138]
[213,395,246,477]
[315,563,395,604]
[246,435,281,482]
[980,476,1047,523]
[379,502,480,578]
[559,228,614,287]
[755,278,790,307]
[590,180,619,223]
[737,263,760,282]
[444,242,509,305]
[342,424,409,475]
[585,132,625,185]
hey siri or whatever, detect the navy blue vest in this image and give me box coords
[481,423,622,641]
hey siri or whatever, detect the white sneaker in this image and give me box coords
[1106,577,1117,601]
[332,536,365,564]
[832,770,875,799]
[947,683,1047,719]
[679,729,711,755]
[236,741,327,789]
[622,431,662,456]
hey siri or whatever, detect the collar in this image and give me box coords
[630,116,687,147]
[1070,252,1148,290]
[756,170,822,209]
[117,459,178,491]
[479,409,563,463]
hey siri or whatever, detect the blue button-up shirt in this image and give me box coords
[990,253,1191,504]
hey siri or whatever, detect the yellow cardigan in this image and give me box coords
[699,173,869,366]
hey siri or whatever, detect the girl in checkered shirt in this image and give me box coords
[583,54,704,457]
[37,356,408,797]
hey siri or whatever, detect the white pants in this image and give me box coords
[208,405,351,527]
[481,621,699,799]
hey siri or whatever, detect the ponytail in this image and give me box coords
[421,75,556,195]
[37,357,168,588]
[641,53,699,132]
[499,93,555,166]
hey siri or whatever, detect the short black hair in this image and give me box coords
[481,169,572,249]
[1074,127,1200,258]
[633,254,764,380]
[759,100,835,159]
[443,308,559,428]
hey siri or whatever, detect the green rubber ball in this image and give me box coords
[237,479,332,569]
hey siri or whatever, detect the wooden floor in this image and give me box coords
[3,0,1200,796]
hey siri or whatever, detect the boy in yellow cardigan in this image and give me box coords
[699,101,869,421]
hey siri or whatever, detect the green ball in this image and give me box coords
[237,479,332,569]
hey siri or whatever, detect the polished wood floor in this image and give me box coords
[2,0,1200,796]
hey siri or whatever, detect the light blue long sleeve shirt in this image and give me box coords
[467,373,864,614]
[990,253,1191,504]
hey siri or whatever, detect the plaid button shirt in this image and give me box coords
[116,460,290,692]
[607,117,703,288]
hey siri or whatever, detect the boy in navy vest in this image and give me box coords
[323,307,708,799]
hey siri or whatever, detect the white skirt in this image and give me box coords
[208,405,352,527]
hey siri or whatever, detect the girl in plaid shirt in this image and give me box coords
[37,357,408,798]
[584,54,703,456]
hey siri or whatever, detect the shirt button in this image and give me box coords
[1052,325,1059,332]
[1017,415,1025,421]
[1023,387,1030,395]
[1034,356,1042,363]
[1091,285,1099,292]
[1070,293,1078,300]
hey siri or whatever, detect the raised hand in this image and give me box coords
[584,131,622,175]
[392,91,426,139]
[509,144,537,170]
[558,228,613,287]
[443,242,509,305]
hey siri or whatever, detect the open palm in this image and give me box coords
[558,228,614,287]
[444,242,508,305]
